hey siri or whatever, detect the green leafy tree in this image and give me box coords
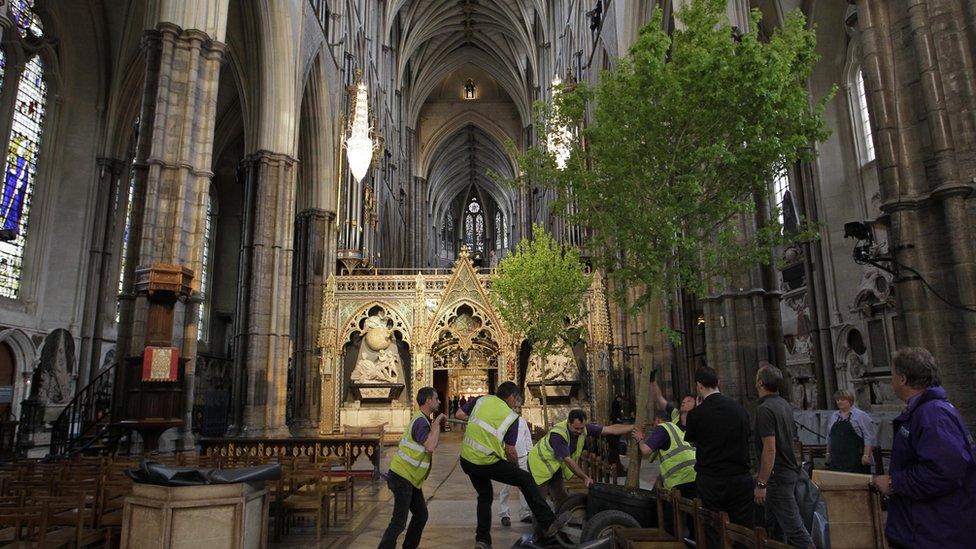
[506,0,831,488]
[491,224,591,429]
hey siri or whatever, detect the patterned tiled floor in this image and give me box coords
[272,432,659,548]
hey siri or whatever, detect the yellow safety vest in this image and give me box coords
[460,396,520,465]
[389,412,433,488]
[654,421,696,490]
[528,420,586,485]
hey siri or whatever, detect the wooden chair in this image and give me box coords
[755,528,793,549]
[95,477,131,530]
[721,511,759,548]
[280,470,336,544]
[695,501,727,549]
[35,493,108,548]
[0,504,46,546]
[319,456,355,517]
[673,493,701,545]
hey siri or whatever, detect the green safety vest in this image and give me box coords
[389,412,433,488]
[528,420,586,485]
[654,421,697,490]
[460,396,520,465]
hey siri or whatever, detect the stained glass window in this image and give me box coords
[0,55,47,298]
[0,50,5,93]
[11,0,44,38]
[855,70,875,163]
[465,214,474,248]
[474,213,483,251]
[464,197,485,252]
[198,193,214,339]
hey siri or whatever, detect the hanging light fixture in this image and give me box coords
[346,72,376,183]
[464,78,476,99]
[547,76,572,170]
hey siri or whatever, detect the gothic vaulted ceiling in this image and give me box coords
[386,0,548,127]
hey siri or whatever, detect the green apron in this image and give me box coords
[828,416,871,474]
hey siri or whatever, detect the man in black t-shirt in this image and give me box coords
[684,366,754,535]
[754,363,813,548]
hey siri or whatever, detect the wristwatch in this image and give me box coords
[756,479,768,489]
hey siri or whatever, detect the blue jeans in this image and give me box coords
[378,471,428,549]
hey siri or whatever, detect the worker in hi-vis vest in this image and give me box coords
[456,381,571,549]
[527,409,635,512]
[378,387,446,549]
[633,407,699,541]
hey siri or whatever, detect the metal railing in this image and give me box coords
[49,363,116,456]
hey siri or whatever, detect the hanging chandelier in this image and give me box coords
[346,74,376,183]
[547,76,572,170]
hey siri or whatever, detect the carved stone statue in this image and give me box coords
[351,311,401,383]
[31,329,74,405]
[526,350,578,383]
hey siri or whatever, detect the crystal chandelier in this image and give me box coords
[547,76,572,170]
[346,75,375,183]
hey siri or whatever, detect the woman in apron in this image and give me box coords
[826,389,877,473]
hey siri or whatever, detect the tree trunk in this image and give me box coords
[540,351,550,430]
[624,361,650,489]
[625,298,663,490]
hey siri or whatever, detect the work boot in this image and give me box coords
[474,541,491,549]
[501,516,511,527]
[543,510,573,538]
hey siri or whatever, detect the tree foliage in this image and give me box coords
[491,224,591,361]
[508,0,830,310]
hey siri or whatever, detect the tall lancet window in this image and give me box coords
[465,197,483,252]
[854,69,875,164]
[198,191,215,340]
[0,2,49,299]
[495,211,502,250]
[444,211,455,254]
[116,171,136,322]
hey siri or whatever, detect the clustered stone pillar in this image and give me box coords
[290,208,335,434]
[115,22,225,444]
[855,0,976,426]
[78,158,126,388]
[231,151,298,438]
[408,176,429,268]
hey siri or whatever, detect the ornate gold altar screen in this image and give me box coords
[316,250,614,435]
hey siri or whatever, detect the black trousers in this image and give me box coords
[378,471,428,549]
[460,456,556,545]
[696,473,755,547]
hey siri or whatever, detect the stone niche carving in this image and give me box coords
[349,307,405,402]
[525,344,580,403]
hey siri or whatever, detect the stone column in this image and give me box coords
[318,274,338,434]
[290,208,334,434]
[854,0,976,426]
[233,151,298,438]
[78,158,126,387]
[115,21,226,443]
[409,176,429,268]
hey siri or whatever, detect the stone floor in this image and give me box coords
[272,431,660,548]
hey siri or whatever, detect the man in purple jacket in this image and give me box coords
[872,347,976,549]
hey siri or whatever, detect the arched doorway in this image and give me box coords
[430,303,501,408]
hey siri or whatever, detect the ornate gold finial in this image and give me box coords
[459,246,470,260]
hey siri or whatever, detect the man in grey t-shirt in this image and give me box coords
[754,363,813,549]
